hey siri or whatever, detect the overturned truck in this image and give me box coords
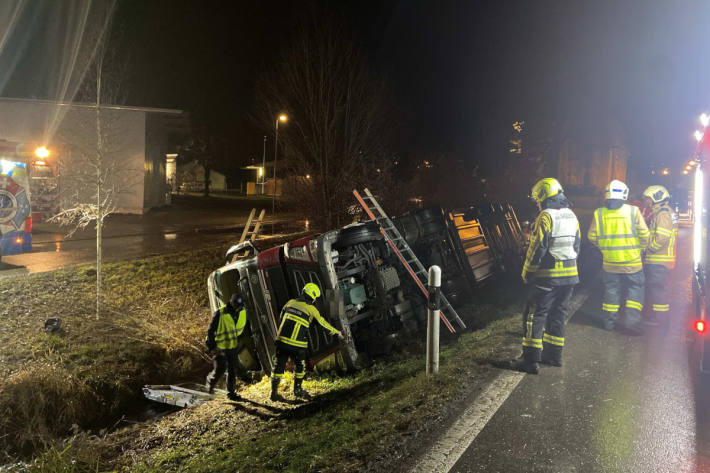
[207,200,526,375]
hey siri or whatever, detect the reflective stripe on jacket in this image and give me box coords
[215,305,247,350]
[588,204,650,273]
[276,299,340,348]
[521,208,581,285]
[645,204,678,269]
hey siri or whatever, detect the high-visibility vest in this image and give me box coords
[215,305,246,350]
[645,205,678,266]
[594,205,642,265]
[544,208,578,261]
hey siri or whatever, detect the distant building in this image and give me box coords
[558,141,628,190]
[0,97,188,215]
[176,160,227,193]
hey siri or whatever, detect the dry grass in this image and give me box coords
[0,247,226,459]
[0,241,526,472]
[21,281,524,473]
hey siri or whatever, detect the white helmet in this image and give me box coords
[605,180,629,201]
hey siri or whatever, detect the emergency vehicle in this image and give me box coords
[0,140,59,260]
[0,147,32,258]
[691,114,710,373]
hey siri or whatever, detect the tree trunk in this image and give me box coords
[96,212,102,319]
[203,166,210,197]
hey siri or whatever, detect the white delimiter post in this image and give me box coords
[426,265,442,376]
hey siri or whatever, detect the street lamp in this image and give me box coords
[701,113,710,128]
[272,114,288,232]
[696,130,704,142]
[261,135,267,194]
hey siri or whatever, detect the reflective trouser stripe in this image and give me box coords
[522,337,543,348]
[602,303,620,312]
[543,333,564,346]
[653,304,670,312]
[626,300,643,311]
[272,372,284,379]
[294,371,306,379]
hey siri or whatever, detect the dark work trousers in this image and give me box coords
[645,264,671,317]
[521,283,575,363]
[272,342,307,380]
[206,348,242,394]
[601,270,645,330]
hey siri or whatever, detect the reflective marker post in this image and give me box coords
[427,265,441,376]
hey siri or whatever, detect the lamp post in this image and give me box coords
[272,114,288,232]
[261,135,267,194]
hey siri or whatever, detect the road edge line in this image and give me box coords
[409,289,590,473]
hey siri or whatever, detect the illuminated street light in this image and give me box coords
[34,146,50,158]
[272,113,288,231]
[701,113,710,128]
[696,130,704,142]
[683,169,689,175]
[661,168,670,175]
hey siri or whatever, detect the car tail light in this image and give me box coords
[24,217,32,234]
[696,320,707,333]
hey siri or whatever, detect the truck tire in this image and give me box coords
[333,222,381,249]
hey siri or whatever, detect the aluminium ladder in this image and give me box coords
[239,208,266,244]
[353,188,466,333]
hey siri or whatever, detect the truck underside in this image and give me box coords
[206,204,526,376]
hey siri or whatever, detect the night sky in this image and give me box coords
[4,0,710,176]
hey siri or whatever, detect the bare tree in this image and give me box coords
[256,10,395,229]
[50,4,135,318]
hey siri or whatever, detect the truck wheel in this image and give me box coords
[333,222,381,249]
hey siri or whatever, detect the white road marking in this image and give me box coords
[410,291,589,473]
[410,371,525,473]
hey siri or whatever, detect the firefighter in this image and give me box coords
[588,180,650,334]
[270,283,344,401]
[642,185,678,326]
[205,293,248,401]
[504,178,580,374]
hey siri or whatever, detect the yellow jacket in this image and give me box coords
[645,203,677,269]
[588,203,650,273]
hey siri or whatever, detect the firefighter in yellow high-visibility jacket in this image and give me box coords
[588,180,650,334]
[503,178,580,374]
[270,283,344,401]
[642,185,678,326]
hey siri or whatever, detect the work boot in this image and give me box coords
[540,354,562,367]
[602,320,616,331]
[227,391,241,401]
[293,379,312,399]
[503,357,539,375]
[270,378,285,402]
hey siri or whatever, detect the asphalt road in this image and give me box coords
[451,227,710,473]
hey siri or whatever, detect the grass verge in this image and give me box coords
[0,247,226,459]
[22,279,524,473]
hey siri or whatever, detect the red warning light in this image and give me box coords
[696,320,707,333]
